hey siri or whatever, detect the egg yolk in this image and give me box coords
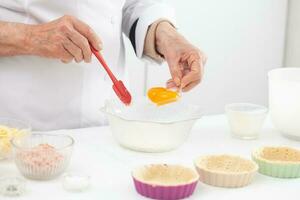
[147,87,179,106]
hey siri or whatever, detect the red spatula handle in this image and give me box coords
[90,46,118,84]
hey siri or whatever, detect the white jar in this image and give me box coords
[225,103,268,139]
[62,173,90,192]
[269,68,300,140]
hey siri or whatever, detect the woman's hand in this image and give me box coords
[27,15,102,63]
[0,15,100,63]
[156,22,207,92]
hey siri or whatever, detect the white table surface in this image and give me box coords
[1,114,299,200]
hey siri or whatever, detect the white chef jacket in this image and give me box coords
[0,0,175,130]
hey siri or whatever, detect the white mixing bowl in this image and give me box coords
[101,98,202,152]
[269,68,300,140]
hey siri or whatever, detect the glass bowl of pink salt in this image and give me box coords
[11,134,74,180]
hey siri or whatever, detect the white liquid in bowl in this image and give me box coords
[225,103,268,139]
[101,98,203,152]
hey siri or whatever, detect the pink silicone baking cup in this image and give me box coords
[133,178,198,200]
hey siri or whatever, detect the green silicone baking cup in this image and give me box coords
[252,155,300,178]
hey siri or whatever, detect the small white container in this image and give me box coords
[225,103,268,139]
[62,173,90,192]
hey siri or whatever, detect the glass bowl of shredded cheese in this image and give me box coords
[0,118,31,160]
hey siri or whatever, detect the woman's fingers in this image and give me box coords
[67,30,92,62]
[60,45,73,63]
[180,61,201,89]
[61,58,72,63]
[166,78,177,89]
[180,51,205,90]
[166,49,206,92]
[30,15,102,63]
[72,17,102,51]
[166,56,182,87]
[182,79,201,92]
[62,38,83,63]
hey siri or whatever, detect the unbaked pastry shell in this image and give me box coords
[132,164,199,200]
[252,146,300,178]
[194,155,258,188]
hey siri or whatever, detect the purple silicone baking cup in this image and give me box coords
[133,178,198,200]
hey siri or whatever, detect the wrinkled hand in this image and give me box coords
[26,15,101,63]
[156,22,207,92]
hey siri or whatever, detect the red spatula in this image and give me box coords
[90,46,132,105]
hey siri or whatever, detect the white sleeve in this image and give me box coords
[122,0,176,58]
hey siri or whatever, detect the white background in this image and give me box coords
[285,0,300,67]
[125,0,288,114]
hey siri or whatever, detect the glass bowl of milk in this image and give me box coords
[225,103,268,139]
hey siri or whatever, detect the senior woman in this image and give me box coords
[0,0,206,130]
